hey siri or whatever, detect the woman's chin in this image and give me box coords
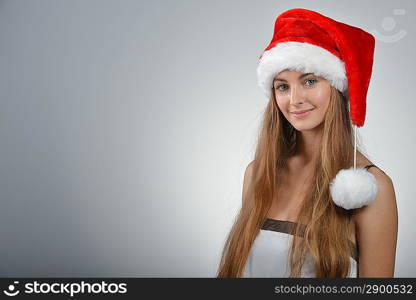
[291,122,322,132]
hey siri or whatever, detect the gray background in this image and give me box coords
[0,0,414,277]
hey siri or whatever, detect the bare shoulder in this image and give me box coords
[353,165,397,225]
[355,154,396,201]
[242,160,255,205]
[352,152,397,227]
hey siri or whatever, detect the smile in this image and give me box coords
[291,108,314,118]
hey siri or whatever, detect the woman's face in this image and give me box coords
[273,69,332,131]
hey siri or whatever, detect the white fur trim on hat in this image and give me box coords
[329,167,379,210]
[257,41,348,99]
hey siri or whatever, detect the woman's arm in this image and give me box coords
[354,168,398,277]
[242,161,254,206]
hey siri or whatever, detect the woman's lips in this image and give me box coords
[291,108,314,118]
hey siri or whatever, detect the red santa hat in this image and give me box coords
[257,8,378,210]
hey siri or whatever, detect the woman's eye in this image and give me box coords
[305,78,317,86]
[275,79,317,92]
[275,84,288,91]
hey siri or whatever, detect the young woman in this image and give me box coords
[216,8,398,278]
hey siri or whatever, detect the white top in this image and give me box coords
[242,220,358,278]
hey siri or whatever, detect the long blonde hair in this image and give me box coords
[217,84,362,277]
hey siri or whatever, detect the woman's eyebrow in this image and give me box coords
[273,73,314,83]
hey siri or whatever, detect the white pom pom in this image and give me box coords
[329,167,379,210]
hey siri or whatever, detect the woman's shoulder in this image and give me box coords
[356,154,392,185]
[351,156,398,276]
[353,155,397,228]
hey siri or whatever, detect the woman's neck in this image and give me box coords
[293,127,323,165]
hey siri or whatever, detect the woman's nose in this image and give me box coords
[289,84,306,104]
